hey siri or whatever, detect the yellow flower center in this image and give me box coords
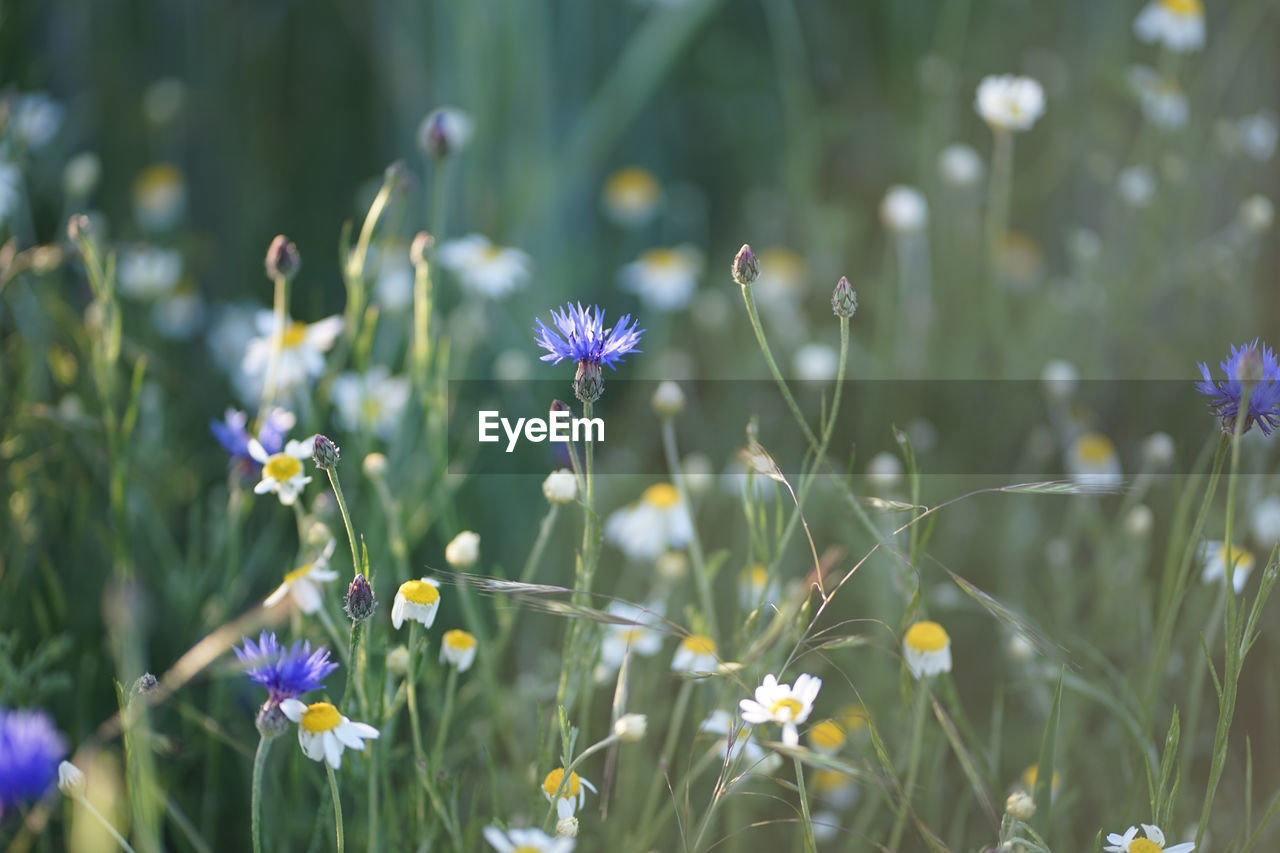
[300,701,341,733]
[1021,764,1061,791]
[1160,0,1201,16]
[745,563,768,588]
[443,629,476,650]
[481,245,504,262]
[616,627,647,644]
[839,703,869,735]
[641,248,684,270]
[605,167,659,203]
[807,719,846,751]
[135,163,183,195]
[756,248,805,286]
[813,768,851,794]
[283,562,314,584]
[905,621,950,653]
[263,454,302,483]
[1129,839,1163,853]
[280,322,308,349]
[513,848,541,853]
[542,768,580,798]
[399,580,440,605]
[362,398,383,420]
[1074,432,1116,465]
[681,635,716,655]
[1219,544,1255,573]
[642,483,680,508]
[770,697,804,719]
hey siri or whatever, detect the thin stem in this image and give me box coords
[75,795,138,853]
[984,128,1014,355]
[250,735,273,853]
[325,763,344,853]
[324,467,362,579]
[793,756,817,853]
[260,273,289,415]
[739,284,818,448]
[432,666,459,763]
[637,679,696,833]
[405,623,428,835]
[660,418,718,643]
[888,681,930,850]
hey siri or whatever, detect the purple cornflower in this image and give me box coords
[0,708,67,816]
[234,632,337,706]
[534,303,643,370]
[1195,340,1280,436]
[211,407,295,472]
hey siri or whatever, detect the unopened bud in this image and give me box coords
[57,761,86,798]
[67,213,93,242]
[312,434,340,471]
[255,702,290,739]
[265,235,301,281]
[731,243,759,286]
[652,381,685,418]
[831,276,858,318]
[542,469,578,505]
[574,361,605,403]
[550,399,571,415]
[133,673,158,695]
[344,573,376,622]
[363,452,388,478]
[386,645,410,677]
[418,108,474,159]
[445,531,480,569]
[1005,790,1036,821]
[410,231,434,268]
[555,816,579,838]
[614,713,648,742]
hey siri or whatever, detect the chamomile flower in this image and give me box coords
[1065,432,1123,490]
[602,166,662,228]
[1104,823,1194,853]
[1195,340,1280,435]
[1252,496,1280,548]
[975,75,1045,132]
[445,531,480,569]
[1237,112,1278,162]
[278,699,379,769]
[391,578,442,630]
[806,719,847,754]
[739,563,781,609]
[1126,66,1189,130]
[132,163,187,231]
[541,768,597,819]
[752,247,807,309]
[0,707,66,816]
[671,634,718,675]
[483,826,575,853]
[440,629,478,672]
[240,312,344,398]
[7,92,63,149]
[838,703,870,738]
[604,483,693,562]
[438,234,532,300]
[903,621,952,679]
[235,632,337,706]
[599,601,664,673]
[248,436,315,506]
[1199,541,1255,593]
[331,366,411,441]
[938,143,984,187]
[1133,0,1205,53]
[117,246,183,300]
[1118,166,1157,208]
[264,539,339,614]
[739,672,822,747]
[210,407,295,476]
[618,246,703,312]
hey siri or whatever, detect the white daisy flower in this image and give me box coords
[439,629,478,672]
[671,634,718,675]
[418,107,474,158]
[483,826,575,853]
[903,620,952,679]
[371,240,414,311]
[240,311,344,398]
[618,246,703,313]
[599,601,664,673]
[63,152,102,198]
[391,578,442,630]
[1133,0,1205,53]
[1126,66,1189,130]
[1066,431,1123,490]
[279,699,379,769]
[331,366,411,441]
[542,469,578,505]
[265,539,339,613]
[444,530,480,569]
[248,436,315,506]
[117,246,183,300]
[1199,541,1255,594]
[437,234,531,300]
[975,75,1046,132]
[602,166,662,228]
[738,563,780,610]
[541,768,597,820]
[132,163,187,231]
[1104,823,1195,853]
[10,92,64,149]
[880,185,929,234]
[604,483,693,562]
[938,143,984,187]
[738,672,822,746]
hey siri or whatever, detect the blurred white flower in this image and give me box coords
[132,163,187,231]
[331,366,411,441]
[605,483,692,561]
[1142,432,1176,468]
[541,768,596,820]
[151,289,207,340]
[1199,541,1255,594]
[438,234,531,300]
[542,469,578,505]
[265,539,339,613]
[143,78,186,126]
[117,246,183,300]
[618,246,703,312]
[206,302,260,374]
[1066,431,1122,489]
[699,709,773,767]
[614,713,648,742]
[938,143,984,187]
[793,343,839,382]
[866,452,903,490]
[445,530,480,569]
[599,601,664,673]
[739,563,780,610]
[1040,359,1078,403]
[494,348,534,385]
[240,311,344,397]
[671,634,718,675]
[9,92,63,149]
[1240,195,1274,233]
[1238,111,1278,162]
[372,240,414,311]
[879,185,928,233]
[1118,166,1156,207]
[975,75,1045,132]
[602,166,662,228]
[0,162,21,225]
[651,380,686,417]
[440,629,478,672]
[1126,65,1188,130]
[483,826,574,853]
[63,152,102,199]
[1125,505,1154,539]
[1133,0,1205,53]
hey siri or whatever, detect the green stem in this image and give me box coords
[406,623,428,835]
[794,756,817,853]
[888,681,930,850]
[324,467,362,579]
[660,418,718,643]
[432,665,459,763]
[637,679,696,834]
[250,735,272,853]
[495,505,560,643]
[412,253,434,397]
[325,763,344,853]
[739,284,818,448]
[984,127,1014,357]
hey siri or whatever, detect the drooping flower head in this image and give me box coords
[1195,340,1280,435]
[903,621,952,679]
[0,707,67,816]
[534,302,643,370]
[1103,822,1194,853]
[279,700,379,769]
[235,632,338,706]
[541,767,597,819]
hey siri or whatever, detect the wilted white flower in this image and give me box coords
[618,246,703,312]
[739,672,822,746]
[975,75,1045,132]
[117,246,183,300]
[879,185,928,233]
[1133,0,1205,53]
[541,768,597,820]
[903,621,952,679]
[444,531,480,569]
[938,143,984,187]
[439,629,478,672]
[602,166,662,228]
[331,366,411,441]
[279,699,379,769]
[605,483,693,562]
[438,234,531,300]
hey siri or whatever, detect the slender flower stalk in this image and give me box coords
[794,756,817,853]
[659,416,718,643]
[251,736,272,853]
[431,665,459,763]
[888,681,930,849]
[325,763,344,853]
[405,622,428,834]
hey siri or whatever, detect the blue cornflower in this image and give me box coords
[0,707,67,816]
[235,632,337,706]
[211,407,295,471]
[534,303,644,369]
[1195,340,1280,436]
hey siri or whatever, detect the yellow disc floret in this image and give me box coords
[642,483,680,508]
[770,697,804,719]
[135,163,183,194]
[1129,839,1162,853]
[443,629,476,651]
[1074,432,1116,465]
[681,635,716,655]
[807,719,847,751]
[300,701,341,733]
[542,768,580,798]
[399,580,440,605]
[605,167,659,204]
[264,454,302,483]
[905,621,950,653]
[1160,0,1202,15]
[280,322,308,349]
[1219,544,1255,573]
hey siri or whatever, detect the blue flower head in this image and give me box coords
[211,407,295,470]
[1195,339,1280,436]
[0,707,66,815]
[534,303,644,370]
[235,632,337,705]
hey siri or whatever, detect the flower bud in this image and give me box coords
[555,816,579,838]
[363,452,388,478]
[831,276,858,318]
[731,243,759,286]
[57,761,86,798]
[445,530,480,569]
[265,234,301,281]
[574,361,605,403]
[550,399,571,415]
[1005,790,1036,821]
[133,673,158,695]
[255,702,290,739]
[652,380,685,418]
[418,107,474,159]
[410,231,435,268]
[542,469,578,505]
[312,434,340,471]
[614,713,648,742]
[344,573,377,622]
[67,213,93,242]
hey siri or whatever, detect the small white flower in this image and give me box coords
[806,719,848,754]
[1252,496,1280,549]
[438,234,531,300]
[1104,823,1195,853]
[418,107,474,157]
[738,563,781,610]
[1041,359,1079,403]
[117,247,183,300]
[602,166,662,228]
[1118,166,1156,207]
[248,436,315,506]
[0,162,22,225]
[1125,505,1155,539]
[792,343,839,382]
[10,92,64,148]
[614,713,648,742]
[618,246,703,312]
[1126,66,1189,130]
[1238,112,1278,162]
[879,185,928,233]
[445,530,480,569]
[265,539,339,614]
[866,452,903,490]
[483,825,575,853]
[439,629,478,672]
[1240,195,1274,234]
[671,634,718,675]
[63,152,102,198]
[975,75,1045,132]
[240,312,344,399]
[541,768,597,820]
[555,817,579,839]
[1143,431,1176,468]
[1133,0,1205,53]
[1199,541,1255,594]
[599,601,665,673]
[371,240,414,311]
[279,699,379,769]
[1066,431,1123,490]
[651,380,686,417]
[57,760,86,798]
[132,163,187,231]
[938,143,984,187]
[542,469,578,505]
[604,483,693,562]
[903,621,952,679]
[739,672,822,746]
[391,578,442,630]
[331,366,411,441]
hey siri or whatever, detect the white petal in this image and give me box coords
[1164,844,1196,853]
[1141,825,1164,845]
[279,699,307,721]
[333,721,369,750]
[292,579,323,614]
[391,596,406,629]
[481,826,515,853]
[782,724,799,746]
[264,583,290,607]
[323,731,344,768]
[247,438,269,463]
[298,729,325,761]
[556,797,574,819]
[253,480,274,495]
